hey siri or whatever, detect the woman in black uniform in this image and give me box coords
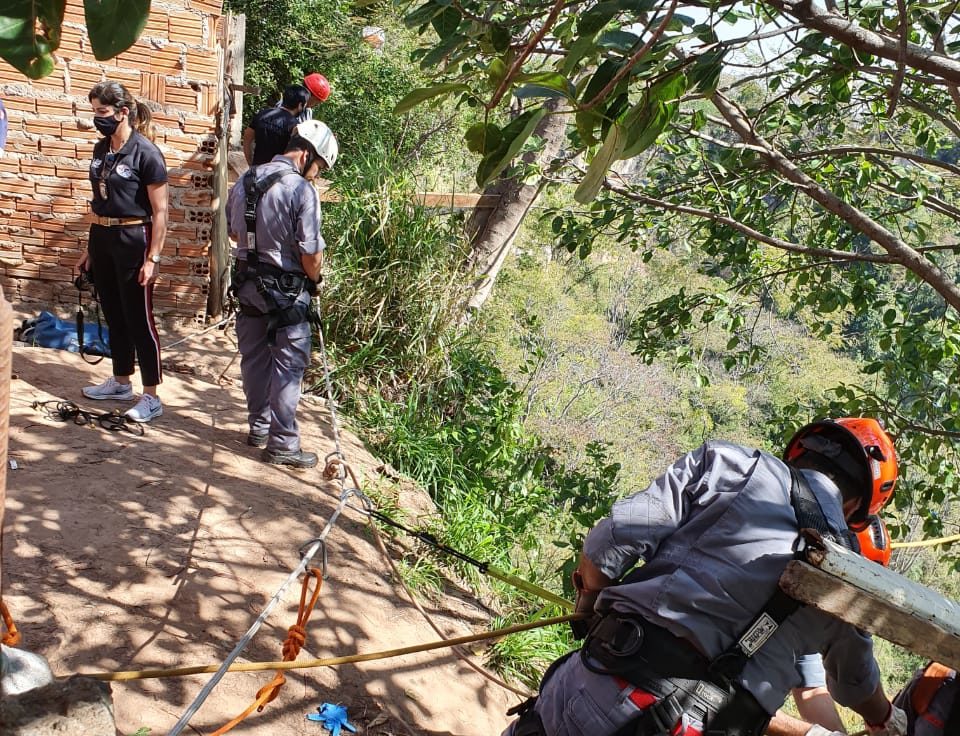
[79,81,168,423]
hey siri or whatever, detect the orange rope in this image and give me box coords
[211,569,324,736]
[1,600,20,646]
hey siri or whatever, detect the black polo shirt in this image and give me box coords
[89,130,168,218]
[250,106,297,165]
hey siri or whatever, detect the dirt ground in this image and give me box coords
[1,320,518,735]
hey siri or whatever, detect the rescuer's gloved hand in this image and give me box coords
[867,703,908,736]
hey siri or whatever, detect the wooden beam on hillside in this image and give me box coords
[780,532,960,669]
[315,189,500,209]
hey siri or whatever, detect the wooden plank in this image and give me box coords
[225,15,246,149]
[226,156,500,210]
[316,189,500,210]
[207,14,236,317]
[780,535,960,670]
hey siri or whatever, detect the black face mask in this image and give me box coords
[93,115,120,136]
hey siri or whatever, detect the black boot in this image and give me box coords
[262,448,319,469]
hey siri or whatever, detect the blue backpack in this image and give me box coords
[20,311,111,359]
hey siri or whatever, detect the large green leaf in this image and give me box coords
[580,59,622,104]
[616,72,685,158]
[431,6,461,38]
[575,108,603,146]
[514,71,576,100]
[596,30,640,53]
[575,123,624,203]
[476,108,547,187]
[0,0,64,78]
[404,1,443,28]
[687,48,725,94]
[393,82,468,114]
[84,0,150,61]
[465,122,502,154]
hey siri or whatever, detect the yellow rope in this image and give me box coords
[82,613,583,683]
[891,533,960,549]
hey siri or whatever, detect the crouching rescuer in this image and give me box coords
[227,120,338,469]
[504,418,909,736]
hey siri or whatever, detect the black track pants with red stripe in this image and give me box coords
[88,223,163,386]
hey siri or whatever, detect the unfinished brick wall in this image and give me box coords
[0,0,227,322]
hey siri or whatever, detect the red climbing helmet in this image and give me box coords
[856,515,892,567]
[304,73,330,102]
[784,417,898,530]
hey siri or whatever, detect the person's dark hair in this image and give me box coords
[88,80,155,140]
[282,84,310,110]
[285,134,316,157]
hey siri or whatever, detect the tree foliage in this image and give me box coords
[0,1,150,77]
[225,0,463,165]
[399,0,960,527]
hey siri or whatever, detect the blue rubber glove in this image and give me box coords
[306,703,357,736]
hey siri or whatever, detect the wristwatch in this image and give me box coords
[149,254,161,263]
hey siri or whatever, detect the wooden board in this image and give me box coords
[780,536,960,669]
[316,189,500,209]
[224,156,500,210]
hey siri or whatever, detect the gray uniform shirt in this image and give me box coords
[227,155,324,311]
[583,440,880,714]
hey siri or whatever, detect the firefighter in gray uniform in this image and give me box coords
[504,418,909,736]
[227,120,338,469]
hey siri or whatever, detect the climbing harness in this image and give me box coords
[508,469,849,736]
[896,661,960,735]
[31,399,144,436]
[234,165,317,345]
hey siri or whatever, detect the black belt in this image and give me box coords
[585,613,770,736]
[586,613,714,681]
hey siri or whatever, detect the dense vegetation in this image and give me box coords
[232,0,960,706]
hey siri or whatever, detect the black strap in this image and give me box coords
[243,167,297,267]
[711,468,860,679]
[76,273,106,366]
[790,467,858,551]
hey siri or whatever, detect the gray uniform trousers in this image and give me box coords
[236,314,312,452]
[503,653,647,736]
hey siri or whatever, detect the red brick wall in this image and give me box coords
[0,0,225,322]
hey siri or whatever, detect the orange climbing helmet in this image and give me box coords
[304,73,330,102]
[784,417,898,530]
[856,515,892,567]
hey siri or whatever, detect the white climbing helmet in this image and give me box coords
[293,120,338,170]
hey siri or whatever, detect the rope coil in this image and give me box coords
[210,569,325,736]
[31,399,144,436]
[1,600,20,646]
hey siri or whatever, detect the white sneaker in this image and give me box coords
[124,394,163,423]
[81,376,134,401]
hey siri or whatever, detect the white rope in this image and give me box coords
[161,313,235,351]
[167,316,368,735]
